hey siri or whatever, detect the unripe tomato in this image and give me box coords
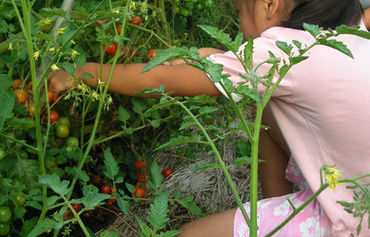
[0,223,10,236]
[13,194,26,206]
[56,124,70,138]
[0,206,12,223]
[104,42,117,55]
[133,186,145,198]
[129,16,142,26]
[71,203,82,213]
[28,102,41,117]
[146,49,156,61]
[45,110,59,124]
[100,185,111,194]
[0,149,5,160]
[162,168,173,178]
[59,117,71,128]
[12,79,22,89]
[14,89,29,104]
[66,136,79,147]
[135,160,147,170]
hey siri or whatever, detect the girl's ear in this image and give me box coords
[262,0,280,19]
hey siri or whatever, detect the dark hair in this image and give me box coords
[282,0,364,30]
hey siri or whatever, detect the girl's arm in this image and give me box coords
[49,62,221,97]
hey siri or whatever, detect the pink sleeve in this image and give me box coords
[208,36,294,101]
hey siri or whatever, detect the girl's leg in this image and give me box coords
[178,208,237,237]
[259,104,293,198]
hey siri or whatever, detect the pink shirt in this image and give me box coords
[209,23,370,236]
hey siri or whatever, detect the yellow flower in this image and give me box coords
[112,9,120,14]
[51,64,59,71]
[43,18,52,25]
[71,50,79,59]
[129,2,136,9]
[77,84,88,94]
[140,3,147,10]
[8,43,13,51]
[92,91,99,100]
[49,47,55,52]
[33,51,40,60]
[324,166,343,191]
[57,27,65,35]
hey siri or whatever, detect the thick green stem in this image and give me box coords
[158,0,170,42]
[177,101,251,226]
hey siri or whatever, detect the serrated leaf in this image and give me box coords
[142,47,190,72]
[118,198,130,216]
[157,230,182,237]
[100,231,120,237]
[193,163,220,171]
[335,25,370,39]
[318,39,353,58]
[243,36,254,71]
[179,121,196,130]
[126,182,136,193]
[28,201,42,210]
[14,206,26,218]
[135,216,152,236]
[103,148,119,181]
[81,184,110,209]
[185,95,216,104]
[21,217,37,237]
[198,25,233,50]
[132,97,147,114]
[176,196,205,216]
[275,41,293,56]
[237,85,262,104]
[290,56,309,65]
[81,72,94,79]
[60,62,76,75]
[0,74,15,127]
[64,167,90,182]
[118,106,130,122]
[39,174,70,195]
[46,196,60,207]
[199,106,218,115]
[27,218,58,237]
[150,161,163,190]
[41,8,67,17]
[155,136,201,151]
[303,23,323,38]
[147,192,169,230]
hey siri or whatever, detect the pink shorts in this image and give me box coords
[234,159,330,236]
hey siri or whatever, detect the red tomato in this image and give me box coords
[129,16,142,26]
[146,49,156,61]
[27,81,33,88]
[45,110,59,124]
[135,160,147,170]
[71,203,81,213]
[116,24,122,35]
[92,175,102,185]
[137,173,149,183]
[104,42,117,55]
[108,195,117,204]
[100,185,111,194]
[133,186,145,198]
[12,79,22,89]
[47,91,54,103]
[162,168,173,178]
[14,89,29,104]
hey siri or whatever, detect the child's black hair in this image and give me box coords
[282,0,363,29]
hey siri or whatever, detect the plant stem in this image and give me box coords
[62,196,91,237]
[0,133,38,152]
[158,0,170,42]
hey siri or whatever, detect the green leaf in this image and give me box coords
[0,74,15,127]
[125,182,136,193]
[236,141,251,157]
[155,136,202,151]
[147,192,169,230]
[103,148,119,181]
[290,56,309,65]
[185,95,216,104]
[117,198,130,216]
[41,8,67,17]
[46,196,60,207]
[199,106,218,115]
[81,184,110,209]
[100,231,120,237]
[60,62,76,75]
[64,167,90,182]
[21,218,37,237]
[132,97,147,114]
[237,85,262,104]
[275,41,293,56]
[243,36,254,71]
[193,163,220,171]
[81,72,94,79]
[39,174,70,195]
[150,161,163,190]
[198,25,233,51]
[142,47,190,72]
[318,39,353,58]
[14,206,26,218]
[135,216,152,236]
[176,195,205,216]
[335,25,370,39]
[303,23,323,38]
[118,106,130,122]
[157,230,182,237]
[27,218,58,237]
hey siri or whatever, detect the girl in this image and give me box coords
[49,0,370,236]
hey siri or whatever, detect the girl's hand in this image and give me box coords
[48,69,76,95]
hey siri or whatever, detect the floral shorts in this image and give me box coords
[234,158,330,237]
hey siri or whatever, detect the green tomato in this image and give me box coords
[0,149,5,160]
[58,117,71,128]
[66,137,79,147]
[0,206,11,223]
[56,124,70,138]
[13,194,26,206]
[19,151,28,160]
[0,223,10,236]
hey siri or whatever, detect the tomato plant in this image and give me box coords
[58,117,71,128]
[116,24,122,35]
[104,42,117,55]
[0,223,10,236]
[13,194,26,206]
[162,168,173,178]
[0,149,5,160]
[28,102,41,117]
[146,49,156,61]
[12,79,22,89]
[71,203,82,213]
[137,173,149,183]
[14,89,29,104]
[56,124,70,138]
[47,91,54,103]
[100,185,111,194]
[45,110,59,124]
[66,136,79,147]
[133,186,145,198]
[0,206,11,223]
[135,160,147,170]
[129,16,142,26]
